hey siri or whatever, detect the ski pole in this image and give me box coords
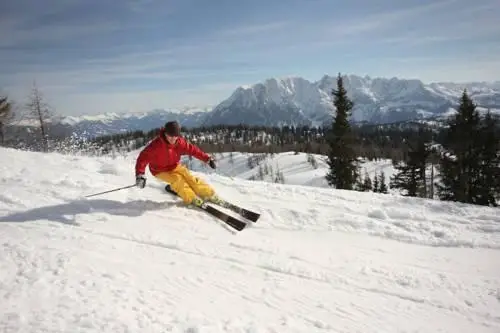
[84,184,136,198]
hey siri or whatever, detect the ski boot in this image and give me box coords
[206,194,225,206]
[190,196,205,208]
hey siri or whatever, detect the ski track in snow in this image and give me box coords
[1,147,499,333]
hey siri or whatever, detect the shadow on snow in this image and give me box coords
[0,199,182,225]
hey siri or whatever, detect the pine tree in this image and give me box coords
[26,82,52,152]
[429,158,436,199]
[0,96,14,145]
[437,90,483,204]
[390,128,431,197]
[357,169,372,192]
[325,73,359,189]
[390,150,422,197]
[390,154,420,196]
[373,173,379,192]
[475,111,500,206]
[354,173,364,191]
[415,129,431,198]
[363,171,373,192]
[378,171,388,194]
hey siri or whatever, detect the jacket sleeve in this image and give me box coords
[178,138,210,162]
[135,142,153,175]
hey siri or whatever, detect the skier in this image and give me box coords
[134,120,219,207]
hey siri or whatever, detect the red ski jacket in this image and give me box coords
[135,128,210,176]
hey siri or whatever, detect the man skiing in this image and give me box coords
[135,121,218,207]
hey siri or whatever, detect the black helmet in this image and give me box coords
[164,121,180,136]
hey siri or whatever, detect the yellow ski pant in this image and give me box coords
[155,164,215,204]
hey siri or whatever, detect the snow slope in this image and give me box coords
[1,147,499,333]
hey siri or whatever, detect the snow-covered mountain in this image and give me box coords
[1,146,499,332]
[204,75,500,126]
[52,107,210,138]
[38,74,500,138]
[427,81,500,111]
[203,77,333,127]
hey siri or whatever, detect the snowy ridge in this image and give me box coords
[1,147,499,332]
[204,74,500,127]
[52,108,209,138]
[58,107,213,126]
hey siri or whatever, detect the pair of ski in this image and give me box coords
[164,185,260,232]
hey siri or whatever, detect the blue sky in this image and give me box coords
[1,0,499,116]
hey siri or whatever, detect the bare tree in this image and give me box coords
[0,96,14,145]
[26,82,52,152]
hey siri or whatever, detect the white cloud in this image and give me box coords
[321,0,460,37]
[292,0,499,51]
[376,3,500,46]
[3,61,258,97]
[0,21,121,48]
[366,56,500,83]
[0,1,170,48]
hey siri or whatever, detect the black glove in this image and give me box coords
[136,174,146,188]
[208,158,216,169]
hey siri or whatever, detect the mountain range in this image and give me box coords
[27,74,500,138]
